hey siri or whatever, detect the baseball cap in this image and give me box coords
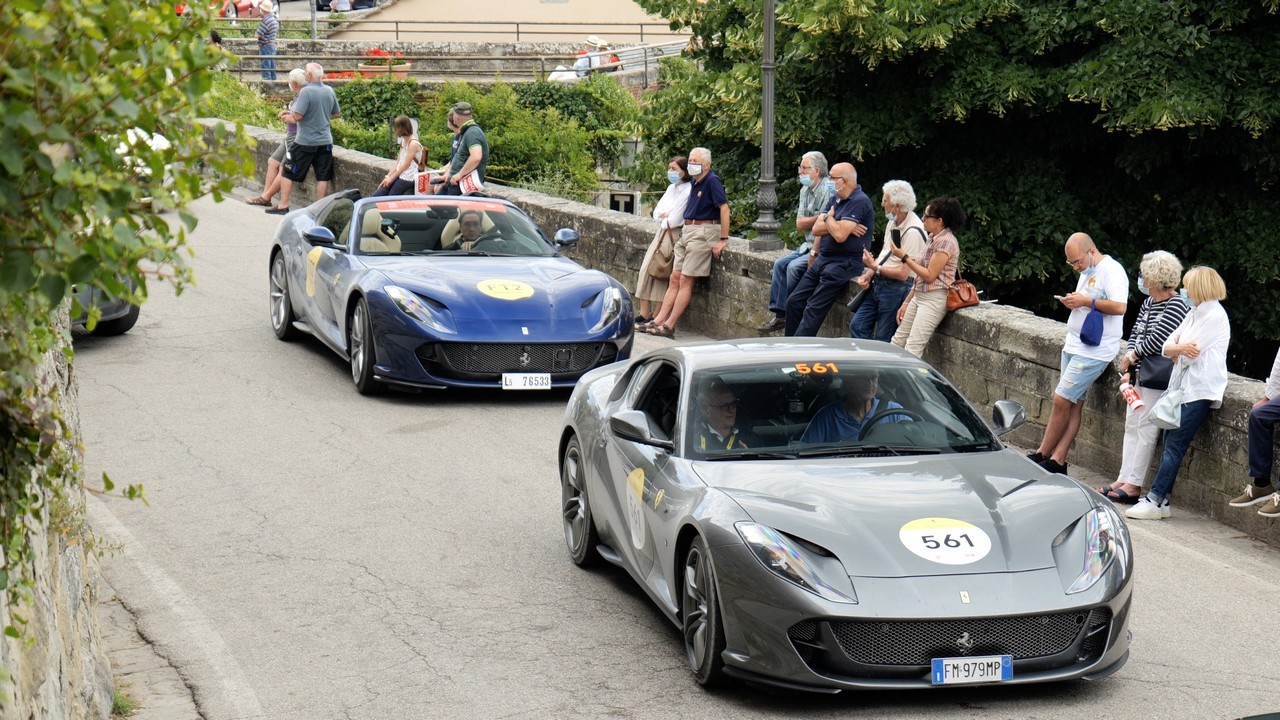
[450,102,473,116]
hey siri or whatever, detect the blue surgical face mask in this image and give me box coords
[1137,275,1149,296]
[1080,264,1096,279]
[667,170,682,185]
[1180,288,1198,307]
[798,173,814,188]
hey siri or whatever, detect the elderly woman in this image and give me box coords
[634,156,690,326]
[1100,251,1190,503]
[887,196,964,357]
[1126,266,1231,520]
[853,180,928,342]
[246,68,306,207]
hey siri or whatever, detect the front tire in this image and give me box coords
[349,298,382,395]
[561,436,600,567]
[91,303,140,336]
[682,535,727,688]
[269,251,300,341]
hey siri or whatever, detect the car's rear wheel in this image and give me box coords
[561,436,600,567]
[349,298,382,395]
[682,535,727,687]
[269,251,300,341]
[91,303,140,337]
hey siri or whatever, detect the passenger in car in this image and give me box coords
[801,370,910,444]
[693,380,757,452]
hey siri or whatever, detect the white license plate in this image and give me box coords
[930,655,1012,685]
[501,373,552,390]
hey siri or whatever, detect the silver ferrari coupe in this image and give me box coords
[558,338,1132,692]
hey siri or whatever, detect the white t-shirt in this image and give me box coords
[1063,254,1128,360]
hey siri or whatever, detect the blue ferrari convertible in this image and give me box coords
[268,192,634,394]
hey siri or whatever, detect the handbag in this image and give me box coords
[1132,299,1177,390]
[648,228,674,280]
[1079,300,1104,346]
[946,269,980,312]
[1148,360,1186,430]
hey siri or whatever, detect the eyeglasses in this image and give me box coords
[922,214,939,220]
[798,164,812,171]
[703,400,738,412]
[1066,249,1094,269]
[831,175,849,184]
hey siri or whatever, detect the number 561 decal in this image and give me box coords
[899,518,993,565]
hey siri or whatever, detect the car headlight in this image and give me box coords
[588,286,624,334]
[385,286,455,335]
[735,522,857,604]
[1064,505,1126,594]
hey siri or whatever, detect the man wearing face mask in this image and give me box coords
[640,147,730,339]
[1027,233,1129,475]
[757,151,835,333]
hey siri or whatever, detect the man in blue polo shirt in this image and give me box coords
[784,162,873,336]
[640,146,729,339]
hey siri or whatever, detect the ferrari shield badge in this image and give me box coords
[477,279,534,300]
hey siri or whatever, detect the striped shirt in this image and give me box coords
[1128,296,1189,359]
[256,13,278,47]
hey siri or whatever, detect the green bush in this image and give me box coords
[203,71,279,130]
[334,75,420,131]
[515,74,638,168]
[332,118,392,158]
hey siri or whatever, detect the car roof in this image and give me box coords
[651,337,929,375]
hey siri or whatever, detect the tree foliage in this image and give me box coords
[0,0,250,634]
[636,0,1280,374]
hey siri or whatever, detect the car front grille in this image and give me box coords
[417,342,618,381]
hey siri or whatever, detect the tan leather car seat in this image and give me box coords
[359,208,401,253]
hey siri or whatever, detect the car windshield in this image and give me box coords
[352,199,557,257]
[685,361,1000,459]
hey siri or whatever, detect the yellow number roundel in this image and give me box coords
[477,279,535,300]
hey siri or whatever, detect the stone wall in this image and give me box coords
[0,316,112,720]
[222,118,1280,547]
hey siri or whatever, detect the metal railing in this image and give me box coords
[213,17,688,43]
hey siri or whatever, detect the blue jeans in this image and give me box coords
[784,255,861,336]
[1247,396,1280,482]
[1148,399,1214,502]
[850,277,911,342]
[260,45,277,80]
[768,243,811,314]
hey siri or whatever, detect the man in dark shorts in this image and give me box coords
[269,63,342,215]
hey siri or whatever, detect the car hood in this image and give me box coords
[365,256,616,322]
[694,450,1091,578]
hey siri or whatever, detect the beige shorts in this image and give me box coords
[674,223,718,277]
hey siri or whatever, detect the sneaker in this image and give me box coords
[1038,457,1068,475]
[265,206,290,215]
[1259,493,1280,518]
[1228,483,1276,507]
[1027,451,1046,463]
[756,314,785,332]
[1126,497,1168,520]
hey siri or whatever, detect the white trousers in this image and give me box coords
[891,288,949,358]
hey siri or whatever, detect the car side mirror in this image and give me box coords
[992,399,1026,436]
[303,227,338,247]
[610,409,673,451]
[554,228,579,247]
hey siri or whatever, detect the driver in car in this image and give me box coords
[800,369,910,444]
[455,209,486,250]
[694,379,757,453]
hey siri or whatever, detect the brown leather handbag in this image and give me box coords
[946,270,980,312]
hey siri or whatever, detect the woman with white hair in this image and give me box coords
[1100,250,1189,503]
[245,67,307,207]
[853,180,928,341]
[1126,266,1231,520]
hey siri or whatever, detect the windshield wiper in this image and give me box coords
[952,442,999,453]
[796,445,941,458]
[432,250,492,257]
[705,451,798,461]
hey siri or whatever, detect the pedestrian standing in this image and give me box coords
[634,156,691,326]
[268,63,341,214]
[256,0,278,81]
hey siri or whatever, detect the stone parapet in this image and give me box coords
[214,117,1280,547]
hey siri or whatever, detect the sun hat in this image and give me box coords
[586,35,608,49]
[259,0,275,12]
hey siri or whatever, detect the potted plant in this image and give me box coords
[357,48,411,79]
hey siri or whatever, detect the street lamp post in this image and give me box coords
[750,0,782,251]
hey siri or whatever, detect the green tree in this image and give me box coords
[0,0,250,634]
[637,0,1280,374]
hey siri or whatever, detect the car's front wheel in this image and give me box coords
[349,298,382,395]
[269,251,299,341]
[682,535,727,687]
[561,435,600,567]
[91,303,140,337]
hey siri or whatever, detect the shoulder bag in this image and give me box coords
[1079,298,1105,346]
[1148,359,1186,430]
[648,228,674,280]
[1133,300,1177,390]
[946,268,980,312]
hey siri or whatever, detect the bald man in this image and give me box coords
[1028,232,1129,475]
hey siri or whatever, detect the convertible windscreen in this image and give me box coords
[686,361,1001,459]
[351,199,558,257]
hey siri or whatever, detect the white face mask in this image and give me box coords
[687,163,704,177]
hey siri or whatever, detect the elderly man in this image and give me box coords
[640,147,729,340]
[852,180,928,341]
[758,151,835,333]
[693,380,754,452]
[1027,233,1129,475]
[255,0,278,81]
[784,163,873,336]
[268,63,341,214]
[800,369,910,444]
[438,102,488,196]
[1230,346,1280,518]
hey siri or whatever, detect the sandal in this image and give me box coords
[245,196,272,206]
[1103,487,1141,505]
[650,325,676,339]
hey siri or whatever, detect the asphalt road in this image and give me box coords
[80,193,1280,719]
